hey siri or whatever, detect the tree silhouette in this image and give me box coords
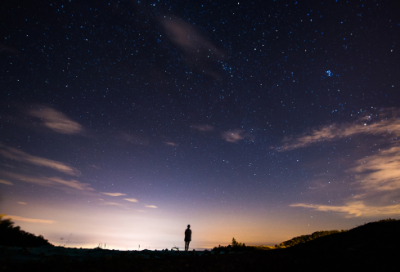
[231,237,244,247]
[232,237,238,247]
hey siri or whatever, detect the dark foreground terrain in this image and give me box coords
[1,219,400,271]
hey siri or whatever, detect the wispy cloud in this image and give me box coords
[89,165,101,170]
[145,205,158,209]
[103,202,119,206]
[290,133,400,217]
[351,146,400,193]
[0,179,13,185]
[160,16,224,78]
[287,108,400,217]
[124,198,138,203]
[17,202,27,205]
[0,145,80,176]
[191,124,214,132]
[102,192,126,197]
[164,142,177,146]
[162,17,206,51]
[100,202,131,209]
[2,172,93,191]
[221,129,254,143]
[4,214,54,224]
[29,106,82,134]
[276,108,400,151]
[46,177,93,191]
[290,202,400,218]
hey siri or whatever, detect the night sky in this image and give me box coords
[1,0,400,250]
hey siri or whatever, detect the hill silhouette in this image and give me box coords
[0,214,51,247]
[276,229,347,248]
[1,218,399,271]
[210,218,400,271]
[274,218,400,271]
[289,218,400,252]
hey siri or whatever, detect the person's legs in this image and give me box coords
[185,241,189,251]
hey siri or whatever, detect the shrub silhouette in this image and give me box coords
[212,237,252,252]
[0,214,51,247]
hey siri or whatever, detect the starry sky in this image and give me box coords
[1,0,400,250]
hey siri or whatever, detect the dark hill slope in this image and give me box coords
[1,218,399,271]
[278,230,347,248]
[277,219,400,271]
[0,214,51,247]
[292,219,400,252]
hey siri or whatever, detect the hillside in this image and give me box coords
[290,218,400,252]
[0,218,399,271]
[278,229,347,248]
[0,214,51,247]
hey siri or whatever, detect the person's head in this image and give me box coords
[187,224,190,229]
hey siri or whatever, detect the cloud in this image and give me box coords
[160,16,224,78]
[2,172,94,191]
[17,202,27,205]
[46,177,93,191]
[165,142,177,146]
[102,192,126,197]
[191,124,214,132]
[29,106,82,134]
[103,202,119,206]
[221,129,254,143]
[350,146,400,192]
[291,144,400,217]
[0,145,80,176]
[0,179,13,185]
[4,214,54,224]
[124,198,138,203]
[290,202,400,218]
[276,108,400,151]
[286,108,400,217]
[145,205,158,209]
[100,202,131,209]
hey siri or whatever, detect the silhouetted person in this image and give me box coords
[184,224,192,251]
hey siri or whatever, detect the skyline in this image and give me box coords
[1,0,400,249]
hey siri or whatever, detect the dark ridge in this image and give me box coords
[1,218,399,271]
[290,218,400,252]
[0,214,52,247]
[278,229,347,248]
